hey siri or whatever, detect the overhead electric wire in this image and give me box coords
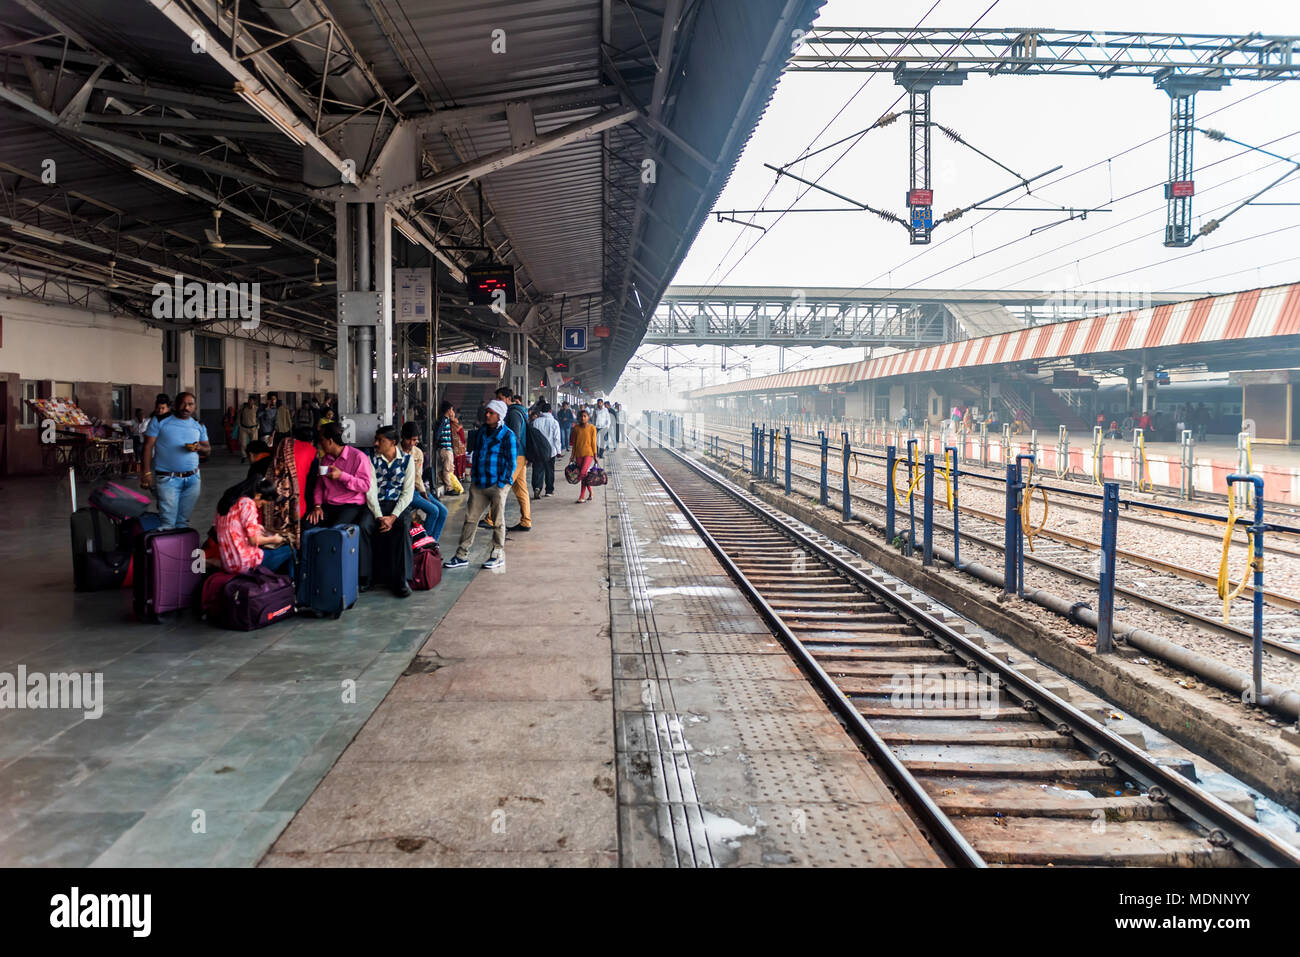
[701,0,946,287]
[845,83,1283,297]
[703,0,1003,292]
[965,131,1300,289]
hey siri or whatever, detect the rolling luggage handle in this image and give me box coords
[69,466,77,513]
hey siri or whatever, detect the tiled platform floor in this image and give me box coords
[262,458,617,866]
[0,450,517,866]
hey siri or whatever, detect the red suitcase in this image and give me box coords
[133,528,202,622]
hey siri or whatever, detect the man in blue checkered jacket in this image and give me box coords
[443,399,518,570]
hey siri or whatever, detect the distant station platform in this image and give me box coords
[0,445,937,867]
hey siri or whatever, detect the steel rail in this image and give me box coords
[726,437,1300,662]
[641,432,1300,868]
[712,426,1300,607]
[631,440,985,868]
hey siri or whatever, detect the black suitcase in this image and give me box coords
[71,506,122,591]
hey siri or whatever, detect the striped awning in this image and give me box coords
[692,282,1300,397]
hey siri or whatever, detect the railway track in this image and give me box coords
[713,420,1300,546]
[700,421,1300,660]
[634,438,1300,867]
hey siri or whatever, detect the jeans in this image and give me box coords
[155,473,201,529]
[260,544,295,574]
[410,492,448,541]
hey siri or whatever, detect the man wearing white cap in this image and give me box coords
[443,398,518,570]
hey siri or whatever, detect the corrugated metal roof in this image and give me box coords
[0,0,822,387]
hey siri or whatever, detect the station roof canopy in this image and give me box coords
[0,0,821,390]
[690,283,1300,398]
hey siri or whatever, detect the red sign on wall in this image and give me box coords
[907,189,933,206]
[1168,180,1195,198]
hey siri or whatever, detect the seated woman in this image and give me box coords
[368,425,416,597]
[400,421,448,542]
[262,425,318,548]
[215,477,293,575]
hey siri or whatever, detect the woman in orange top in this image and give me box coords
[568,409,600,503]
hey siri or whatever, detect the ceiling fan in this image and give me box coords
[204,208,270,250]
[106,259,121,288]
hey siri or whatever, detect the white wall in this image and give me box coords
[0,289,324,401]
[0,292,161,383]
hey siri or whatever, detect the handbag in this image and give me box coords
[583,465,608,488]
[564,460,582,485]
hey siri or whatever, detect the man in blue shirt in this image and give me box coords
[444,399,517,570]
[556,401,575,451]
[140,391,210,529]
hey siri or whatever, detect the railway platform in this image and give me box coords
[0,447,940,867]
[263,448,939,867]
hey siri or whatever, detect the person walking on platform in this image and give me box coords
[275,396,293,446]
[557,401,576,451]
[238,397,258,462]
[593,399,612,456]
[533,400,563,496]
[483,387,531,534]
[526,409,555,500]
[569,408,600,504]
[141,391,210,530]
[611,401,623,450]
[444,399,518,571]
[258,394,278,445]
[435,401,463,495]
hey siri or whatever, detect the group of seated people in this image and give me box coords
[209,420,449,599]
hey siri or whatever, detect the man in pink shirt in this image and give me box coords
[306,420,381,586]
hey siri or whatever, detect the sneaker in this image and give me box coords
[482,555,505,569]
[442,556,469,569]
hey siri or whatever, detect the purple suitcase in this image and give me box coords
[133,528,202,622]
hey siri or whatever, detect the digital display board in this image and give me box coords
[466,264,516,306]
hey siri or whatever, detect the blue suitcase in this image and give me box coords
[297,524,359,618]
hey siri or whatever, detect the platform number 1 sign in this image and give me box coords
[563,326,587,353]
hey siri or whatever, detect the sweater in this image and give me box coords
[570,423,598,459]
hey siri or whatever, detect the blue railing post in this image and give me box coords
[1003,463,1019,596]
[768,428,776,482]
[885,444,897,545]
[842,432,851,522]
[1097,481,1119,654]
[906,438,918,557]
[923,453,935,566]
[750,423,757,472]
[1014,454,1036,599]
[784,429,792,494]
[945,446,962,570]
[1228,473,1267,704]
[757,422,765,477]
[819,431,829,506]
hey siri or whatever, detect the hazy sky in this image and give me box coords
[619,0,1300,397]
